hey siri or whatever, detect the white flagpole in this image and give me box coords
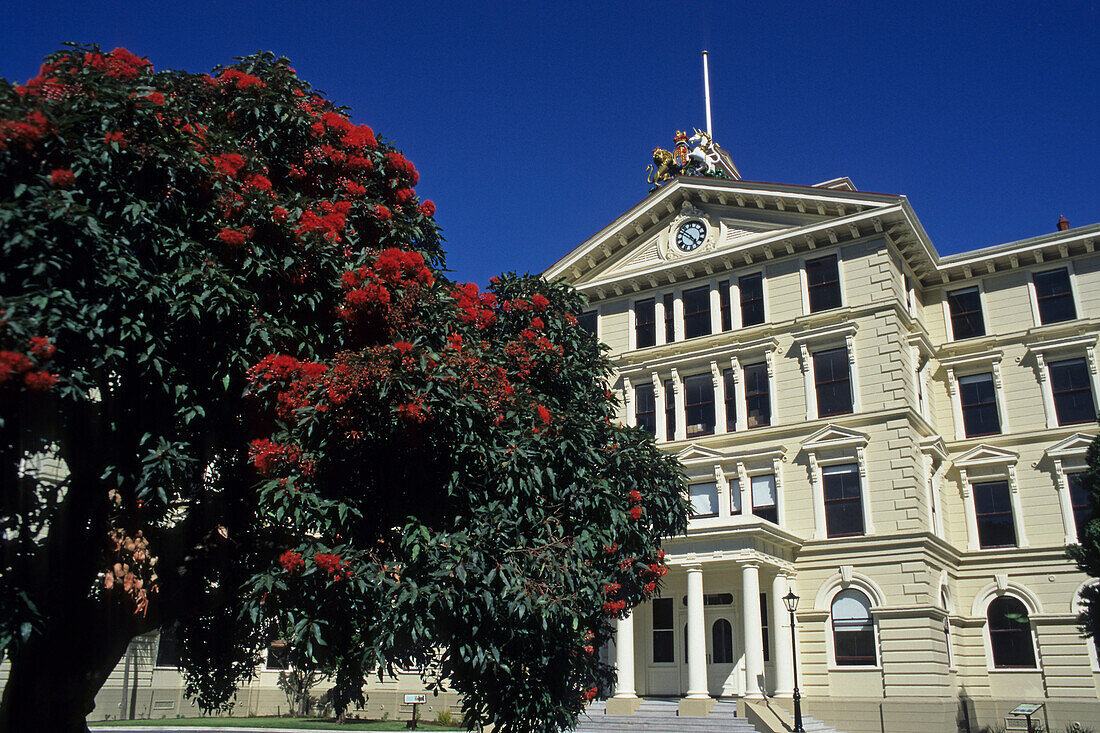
[702,50,713,138]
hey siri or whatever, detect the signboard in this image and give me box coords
[404,694,427,705]
[1009,703,1043,716]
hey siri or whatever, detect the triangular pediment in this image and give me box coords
[675,443,726,462]
[801,424,870,450]
[954,444,1019,468]
[1045,432,1099,459]
[543,177,906,289]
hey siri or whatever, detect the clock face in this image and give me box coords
[675,219,708,252]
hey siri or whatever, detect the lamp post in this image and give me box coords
[783,590,804,733]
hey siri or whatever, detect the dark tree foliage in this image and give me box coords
[1068,431,1100,645]
[0,45,689,733]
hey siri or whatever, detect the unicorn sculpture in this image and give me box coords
[687,128,721,176]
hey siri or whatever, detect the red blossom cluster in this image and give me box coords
[294,200,351,242]
[628,489,643,520]
[536,404,551,425]
[247,354,329,421]
[0,110,52,152]
[397,396,430,425]
[314,552,351,580]
[583,687,599,702]
[139,91,165,105]
[217,226,253,248]
[249,438,303,476]
[278,550,306,573]
[531,293,550,310]
[417,200,435,217]
[385,151,419,186]
[452,283,497,329]
[312,111,377,151]
[218,68,265,89]
[1,336,58,391]
[394,187,415,206]
[104,130,126,148]
[337,249,434,331]
[503,323,562,382]
[49,168,75,188]
[82,48,151,81]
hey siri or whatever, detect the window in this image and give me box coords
[577,310,597,336]
[904,274,914,315]
[1050,358,1095,425]
[683,286,712,339]
[751,474,778,524]
[941,588,954,668]
[806,255,842,313]
[814,347,853,417]
[760,593,770,662]
[266,642,291,670]
[987,597,1036,668]
[634,383,656,435]
[823,463,865,538]
[947,286,985,340]
[832,589,876,665]
[719,280,732,331]
[740,272,765,326]
[689,482,718,518]
[1069,472,1091,542]
[635,298,656,348]
[663,293,675,343]
[744,361,771,428]
[156,626,180,668]
[723,368,737,431]
[1034,268,1076,325]
[712,619,734,664]
[959,373,1001,437]
[664,379,676,440]
[729,478,741,515]
[652,598,674,663]
[684,374,715,438]
[973,480,1016,548]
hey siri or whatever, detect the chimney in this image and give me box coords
[1057,215,1070,231]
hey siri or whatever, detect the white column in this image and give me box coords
[709,282,722,335]
[799,344,816,421]
[653,374,666,442]
[614,613,637,699]
[959,470,981,551]
[1034,353,1057,429]
[655,297,667,346]
[685,565,708,699]
[673,293,685,342]
[711,361,726,435]
[808,453,827,540]
[742,561,765,699]
[1054,459,1080,545]
[672,370,687,441]
[771,573,794,697]
[622,378,635,428]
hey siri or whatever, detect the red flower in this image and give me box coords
[536,404,551,424]
[394,187,415,205]
[104,131,127,148]
[629,506,643,520]
[28,336,56,358]
[418,200,436,217]
[24,371,57,391]
[343,180,366,197]
[141,91,165,105]
[272,206,288,223]
[211,153,246,178]
[374,205,392,221]
[0,351,33,383]
[278,550,306,573]
[393,341,415,355]
[49,169,75,188]
[532,294,550,310]
[218,227,252,248]
[347,155,373,172]
[340,124,376,150]
[219,68,265,89]
[247,174,272,191]
[313,552,350,580]
[628,489,642,504]
[529,317,545,331]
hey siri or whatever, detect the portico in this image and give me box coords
[608,526,801,716]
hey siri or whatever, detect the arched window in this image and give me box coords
[712,619,733,664]
[987,596,1036,668]
[832,589,876,665]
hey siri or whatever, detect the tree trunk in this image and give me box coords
[0,601,138,733]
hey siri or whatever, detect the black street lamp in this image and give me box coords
[783,590,804,733]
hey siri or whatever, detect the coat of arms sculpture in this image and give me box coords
[646,128,725,186]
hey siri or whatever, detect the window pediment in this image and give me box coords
[675,444,726,462]
[954,444,1019,468]
[1044,432,1098,459]
[801,424,870,451]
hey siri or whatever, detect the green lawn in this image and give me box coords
[90,717,463,731]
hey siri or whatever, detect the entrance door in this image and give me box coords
[706,611,737,697]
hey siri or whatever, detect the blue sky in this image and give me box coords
[3,1,1097,286]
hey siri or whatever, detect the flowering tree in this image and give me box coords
[0,45,688,732]
[1067,431,1100,644]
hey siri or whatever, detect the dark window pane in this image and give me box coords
[806,255,842,313]
[740,272,765,326]
[959,373,1001,437]
[988,597,1035,668]
[973,480,1016,548]
[743,362,771,428]
[156,626,180,668]
[760,593,770,663]
[653,597,673,628]
[719,280,732,331]
[653,598,674,662]
[684,374,715,437]
[577,310,597,336]
[635,298,656,348]
[751,474,778,524]
[635,383,656,435]
[664,379,676,439]
[823,463,865,537]
[723,368,737,431]
[1034,268,1076,324]
[712,619,734,664]
[947,287,985,339]
[1050,358,1095,425]
[1069,473,1091,542]
[813,347,852,417]
[266,643,291,670]
[683,286,712,339]
[663,293,675,343]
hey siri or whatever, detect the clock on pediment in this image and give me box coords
[674,218,708,252]
[658,202,718,260]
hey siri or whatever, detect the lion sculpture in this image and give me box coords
[647,147,679,185]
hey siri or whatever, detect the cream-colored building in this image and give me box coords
[543,168,1100,732]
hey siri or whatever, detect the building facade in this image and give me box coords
[543,171,1100,732]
